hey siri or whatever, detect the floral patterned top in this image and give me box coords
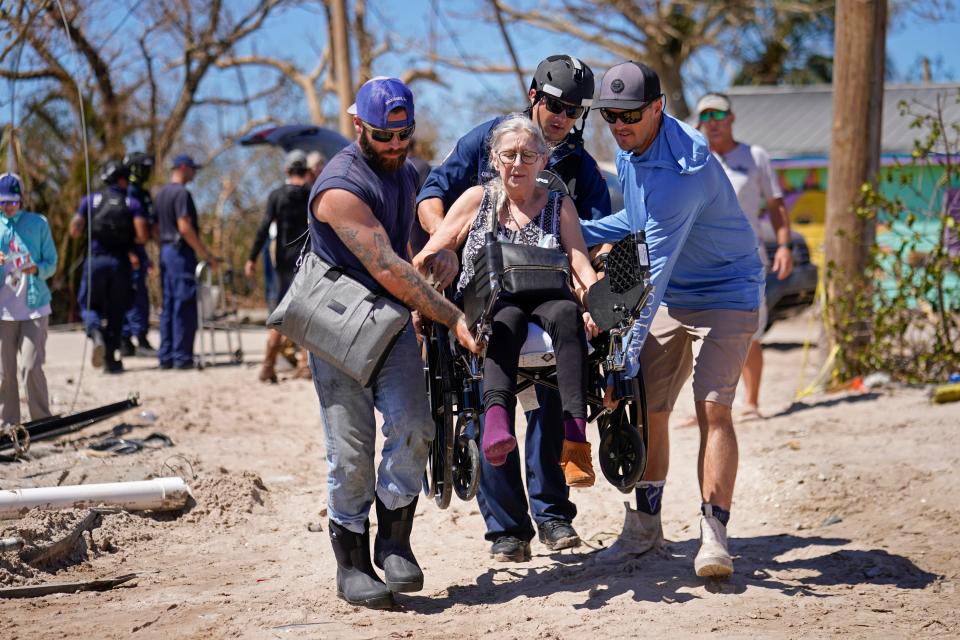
[456,186,564,293]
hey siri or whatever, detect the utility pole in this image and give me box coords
[824,0,887,366]
[330,0,354,138]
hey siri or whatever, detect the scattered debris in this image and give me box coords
[0,573,137,598]
[0,395,142,456]
[87,432,174,457]
[307,522,323,532]
[931,383,960,404]
[0,477,192,520]
[822,514,843,527]
[0,536,24,552]
[20,510,102,566]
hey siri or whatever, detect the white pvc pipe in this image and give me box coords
[0,477,193,520]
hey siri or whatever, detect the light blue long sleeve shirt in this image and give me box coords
[0,209,58,310]
[580,113,764,369]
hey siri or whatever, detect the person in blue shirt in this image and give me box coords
[155,154,217,370]
[417,55,612,562]
[0,173,57,426]
[580,62,764,579]
[70,161,149,373]
[121,151,157,357]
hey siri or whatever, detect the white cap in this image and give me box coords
[695,93,732,115]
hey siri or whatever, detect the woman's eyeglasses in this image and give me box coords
[541,95,585,119]
[598,99,660,125]
[361,121,416,142]
[698,110,729,122]
[497,150,542,165]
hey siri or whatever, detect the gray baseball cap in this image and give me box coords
[594,61,662,109]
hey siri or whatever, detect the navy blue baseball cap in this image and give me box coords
[0,173,23,203]
[171,154,202,170]
[346,77,414,129]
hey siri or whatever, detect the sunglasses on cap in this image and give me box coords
[361,121,416,143]
[541,95,585,119]
[698,110,729,122]
[598,97,661,125]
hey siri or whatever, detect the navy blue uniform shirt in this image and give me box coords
[417,115,611,222]
[155,182,198,245]
[74,185,145,255]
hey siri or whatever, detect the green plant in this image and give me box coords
[830,90,960,383]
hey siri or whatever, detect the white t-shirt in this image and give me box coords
[713,142,782,248]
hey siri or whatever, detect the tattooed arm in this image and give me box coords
[312,188,480,353]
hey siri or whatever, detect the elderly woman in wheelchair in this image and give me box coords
[413,114,601,488]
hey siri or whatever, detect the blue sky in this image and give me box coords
[2,1,957,161]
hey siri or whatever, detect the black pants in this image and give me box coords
[483,295,587,421]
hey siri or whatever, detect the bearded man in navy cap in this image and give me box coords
[580,62,764,579]
[305,77,478,608]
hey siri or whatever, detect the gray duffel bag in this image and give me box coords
[267,251,410,387]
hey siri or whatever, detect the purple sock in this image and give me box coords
[563,417,587,442]
[482,404,516,464]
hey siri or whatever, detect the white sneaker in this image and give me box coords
[594,502,663,563]
[694,510,734,578]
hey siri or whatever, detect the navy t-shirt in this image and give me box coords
[155,182,198,245]
[308,143,419,293]
[74,185,145,255]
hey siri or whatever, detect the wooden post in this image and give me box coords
[824,0,887,361]
[330,0,354,138]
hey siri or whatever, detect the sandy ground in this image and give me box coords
[1,311,958,639]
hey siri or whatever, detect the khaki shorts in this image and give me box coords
[640,307,759,412]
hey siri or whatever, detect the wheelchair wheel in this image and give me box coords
[424,325,456,509]
[598,376,647,493]
[452,430,481,501]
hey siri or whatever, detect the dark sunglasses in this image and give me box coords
[361,121,416,142]
[698,110,729,122]
[541,95,585,119]
[598,98,660,125]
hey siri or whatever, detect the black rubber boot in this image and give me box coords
[328,520,394,609]
[373,496,423,592]
[121,336,136,357]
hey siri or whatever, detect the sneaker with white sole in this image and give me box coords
[594,502,663,563]
[694,509,734,578]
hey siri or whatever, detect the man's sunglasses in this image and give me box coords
[361,121,416,143]
[541,95,585,119]
[598,98,660,125]
[0,199,19,207]
[698,110,729,122]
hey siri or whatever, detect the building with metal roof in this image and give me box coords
[713,83,960,165]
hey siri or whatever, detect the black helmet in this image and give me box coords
[123,151,154,185]
[99,160,130,186]
[530,55,595,107]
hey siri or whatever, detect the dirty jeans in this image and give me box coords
[309,322,433,534]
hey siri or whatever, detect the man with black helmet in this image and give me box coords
[70,160,149,373]
[416,55,612,563]
[121,151,157,356]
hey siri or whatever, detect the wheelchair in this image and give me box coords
[422,230,654,508]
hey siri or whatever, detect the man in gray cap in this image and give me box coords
[578,61,765,578]
[696,92,794,420]
[245,149,312,382]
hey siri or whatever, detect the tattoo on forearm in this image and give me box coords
[335,221,461,327]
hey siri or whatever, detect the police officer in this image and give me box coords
[155,154,216,370]
[121,151,157,356]
[70,161,148,373]
[416,55,612,562]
